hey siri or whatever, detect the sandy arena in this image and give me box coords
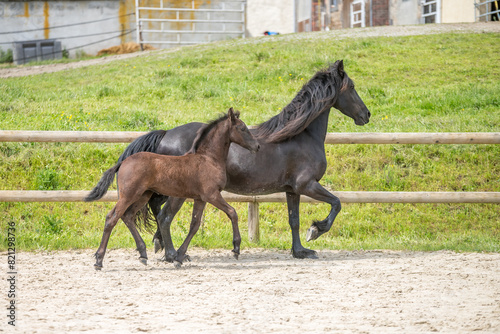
[3,248,499,333]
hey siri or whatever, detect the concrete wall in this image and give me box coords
[0,0,136,57]
[442,0,475,23]
[390,0,420,26]
[246,0,295,37]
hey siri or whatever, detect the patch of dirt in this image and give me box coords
[11,248,500,333]
[97,42,156,56]
[1,23,498,79]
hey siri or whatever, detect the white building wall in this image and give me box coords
[441,0,475,23]
[390,0,420,26]
[246,0,295,37]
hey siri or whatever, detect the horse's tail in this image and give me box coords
[117,130,166,163]
[84,163,122,202]
[134,205,156,233]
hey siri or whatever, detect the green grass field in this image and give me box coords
[1,30,499,252]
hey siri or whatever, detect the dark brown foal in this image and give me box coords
[85,108,259,269]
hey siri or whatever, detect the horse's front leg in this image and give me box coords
[286,192,318,259]
[300,181,341,242]
[173,200,206,268]
[158,197,186,262]
[209,194,241,259]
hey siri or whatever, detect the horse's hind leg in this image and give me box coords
[208,194,241,259]
[173,200,206,268]
[95,200,130,270]
[121,192,153,266]
[148,194,167,253]
[158,197,186,262]
[300,181,341,242]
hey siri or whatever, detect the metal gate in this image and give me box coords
[135,0,246,48]
[475,0,500,22]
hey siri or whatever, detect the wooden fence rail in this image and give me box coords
[1,130,500,144]
[1,190,499,204]
[1,130,499,241]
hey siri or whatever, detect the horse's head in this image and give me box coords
[228,108,260,153]
[331,60,371,126]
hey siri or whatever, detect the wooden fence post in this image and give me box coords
[248,201,259,242]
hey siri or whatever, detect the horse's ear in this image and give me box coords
[228,107,236,122]
[337,60,345,78]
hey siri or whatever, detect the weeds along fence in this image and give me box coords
[1,130,500,241]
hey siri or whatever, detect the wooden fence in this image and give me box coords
[1,130,500,144]
[1,130,499,241]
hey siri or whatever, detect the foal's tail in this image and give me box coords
[84,163,122,202]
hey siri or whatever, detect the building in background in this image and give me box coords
[294,0,479,32]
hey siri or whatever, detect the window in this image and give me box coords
[421,0,440,24]
[351,0,365,28]
[331,0,339,12]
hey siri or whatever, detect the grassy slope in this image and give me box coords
[0,30,499,252]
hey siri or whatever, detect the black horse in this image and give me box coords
[118,60,370,260]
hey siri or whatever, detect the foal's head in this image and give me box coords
[189,108,260,154]
[227,107,260,153]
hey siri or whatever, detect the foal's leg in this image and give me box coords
[208,194,241,259]
[300,180,341,242]
[157,197,186,262]
[148,194,168,253]
[173,200,206,268]
[286,192,318,259]
[95,199,131,270]
[121,192,154,266]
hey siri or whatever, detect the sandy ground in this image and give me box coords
[2,248,499,333]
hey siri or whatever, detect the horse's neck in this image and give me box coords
[304,108,331,143]
[195,124,231,164]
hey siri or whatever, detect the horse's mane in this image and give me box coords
[254,61,349,143]
[188,110,240,153]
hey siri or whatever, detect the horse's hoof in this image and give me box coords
[94,264,103,271]
[185,255,191,262]
[173,260,182,269]
[139,257,148,266]
[306,225,319,241]
[292,248,318,259]
[232,250,239,260]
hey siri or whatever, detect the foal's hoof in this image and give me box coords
[94,264,103,271]
[306,225,320,241]
[139,257,148,266]
[173,260,182,269]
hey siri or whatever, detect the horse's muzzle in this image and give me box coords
[355,109,371,125]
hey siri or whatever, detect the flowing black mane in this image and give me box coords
[188,110,240,153]
[254,61,349,143]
